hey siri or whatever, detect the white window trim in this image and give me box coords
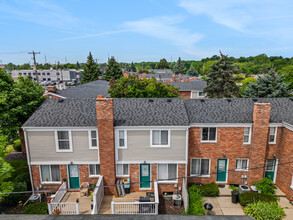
[88,130,98,149]
[157,164,178,183]
[150,129,171,148]
[269,127,277,144]
[190,158,211,177]
[55,130,73,152]
[116,164,129,177]
[235,158,249,171]
[88,164,100,178]
[39,165,61,184]
[243,127,252,144]
[265,159,275,171]
[201,127,217,143]
[116,130,127,149]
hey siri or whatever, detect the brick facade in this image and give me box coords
[179,91,191,99]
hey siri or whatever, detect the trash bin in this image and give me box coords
[231,190,239,204]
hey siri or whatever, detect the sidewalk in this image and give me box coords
[204,197,245,215]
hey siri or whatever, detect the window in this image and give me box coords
[236,159,249,171]
[89,164,100,177]
[40,165,60,183]
[265,159,275,171]
[269,127,277,144]
[24,72,27,75]
[28,72,31,75]
[47,72,50,75]
[201,127,217,142]
[57,72,60,75]
[158,164,177,182]
[33,73,36,75]
[151,130,169,147]
[198,91,206,97]
[191,159,210,176]
[116,164,129,176]
[42,72,45,75]
[38,73,40,75]
[89,130,98,149]
[19,73,22,75]
[47,78,51,81]
[43,78,46,81]
[55,131,72,152]
[243,127,251,144]
[118,130,127,148]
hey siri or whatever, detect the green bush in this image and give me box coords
[239,192,277,206]
[229,184,239,191]
[24,202,48,214]
[187,186,205,215]
[254,178,277,196]
[244,201,285,220]
[7,160,28,181]
[190,183,219,197]
[13,139,21,152]
[2,182,27,206]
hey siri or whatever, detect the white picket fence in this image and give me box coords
[111,181,159,215]
[91,176,104,214]
[182,178,189,212]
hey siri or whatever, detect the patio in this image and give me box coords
[61,192,92,214]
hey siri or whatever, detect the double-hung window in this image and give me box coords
[116,164,129,176]
[269,127,277,144]
[243,127,251,144]
[191,159,210,176]
[151,130,169,147]
[236,159,249,171]
[118,130,127,148]
[89,164,100,177]
[157,164,177,182]
[89,130,98,149]
[56,131,72,152]
[201,128,217,142]
[40,165,61,183]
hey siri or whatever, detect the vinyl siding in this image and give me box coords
[28,131,99,162]
[117,130,186,162]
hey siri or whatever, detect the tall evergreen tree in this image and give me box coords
[204,52,239,98]
[76,61,81,69]
[130,62,136,72]
[155,58,169,69]
[243,68,291,98]
[81,52,100,84]
[173,57,186,74]
[187,66,199,76]
[103,57,123,81]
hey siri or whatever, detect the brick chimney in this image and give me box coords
[47,85,56,93]
[142,73,146,79]
[96,96,116,195]
[178,73,182,82]
[248,102,271,185]
[172,74,175,82]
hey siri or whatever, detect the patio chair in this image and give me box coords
[80,182,89,197]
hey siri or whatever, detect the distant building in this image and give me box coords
[167,79,207,98]
[11,69,82,82]
[0,64,6,69]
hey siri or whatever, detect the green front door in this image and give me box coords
[216,159,228,182]
[68,164,80,189]
[140,164,150,188]
[265,159,276,182]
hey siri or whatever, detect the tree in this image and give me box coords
[81,52,101,84]
[130,62,136,72]
[109,74,179,98]
[173,57,186,74]
[76,61,81,69]
[243,68,291,98]
[103,57,123,81]
[239,77,256,96]
[187,66,199,76]
[0,69,45,143]
[0,157,14,199]
[155,58,169,69]
[279,65,293,90]
[204,53,239,98]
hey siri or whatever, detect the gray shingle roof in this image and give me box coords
[167,80,206,91]
[137,73,192,80]
[22,99,97,127]
[114,98,190,126]
[55,80,109,99]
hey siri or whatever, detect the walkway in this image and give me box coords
[204,197,245,215]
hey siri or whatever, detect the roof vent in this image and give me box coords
[200,99,205,103]
[58,99,64,103]
[252,98,258,102]
[167,99,172,102]
[227,99,231,102]
[149,99,154,102]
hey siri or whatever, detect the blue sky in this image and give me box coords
[1,0,293,64]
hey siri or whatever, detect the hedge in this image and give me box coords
[239,192,277,206]
[24,202,48,214]
[186,185,205,215]
[244,201,285,220]
[189,183,219,197]
[2,182,27,206]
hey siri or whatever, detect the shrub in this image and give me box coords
[239,192,277,206]
[24,202,48,214]
[254,178,277,196]
[229,185,239,191]
[244,201,285,220]
[13,139,21,152]
[190,183,219,197]
[187,186,205,215]
[2,182,27,206]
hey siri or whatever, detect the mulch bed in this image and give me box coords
[4,152,26,161]
[159,196,184,214]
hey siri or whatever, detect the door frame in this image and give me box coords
[216,159,229,183]
[265,159,278,183]
[67,164,80,189]
[139,163,152,190]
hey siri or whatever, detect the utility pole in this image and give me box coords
[44,55,47,63]
[28,51,40,82]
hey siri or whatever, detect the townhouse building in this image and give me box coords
[22,97,293,200]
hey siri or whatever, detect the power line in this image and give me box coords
[28,51,40,83]
[1,157,293,195]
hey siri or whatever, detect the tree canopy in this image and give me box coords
[130,62,136,72]
[103,57,123,81]
[187,65,199,76]
[243,68,291,98]
[173,57,186,74]
[81,52,101,84]
[204,53,239,98]
[155,58,169,69]
[108,74,179,98]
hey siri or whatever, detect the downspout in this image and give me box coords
[23,129,34,193]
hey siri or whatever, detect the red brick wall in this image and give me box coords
[179,91,191,99]
[43,93,62,99]
[130,164,140,192]
[276,128,293,200]
[96,98,116,195]
[248,103,271,185]
[79,164,99,185]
